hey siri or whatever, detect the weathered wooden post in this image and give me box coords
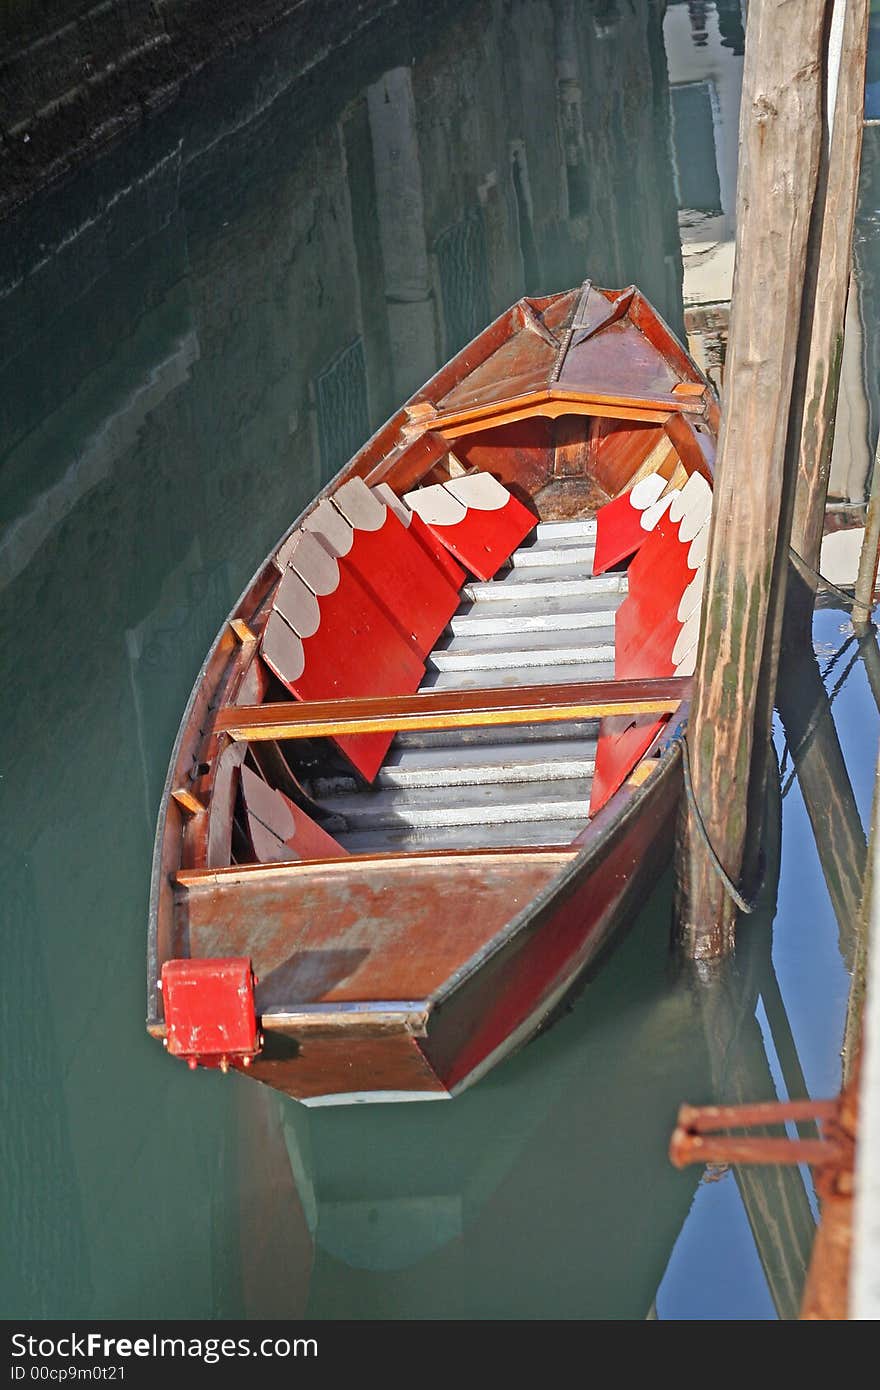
[675,0,828,958]
[749,0,869,889]
[789,0,870,595]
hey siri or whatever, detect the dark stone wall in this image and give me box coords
[0,0,401,216]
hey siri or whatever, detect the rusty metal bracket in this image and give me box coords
[669,1098,854,1186]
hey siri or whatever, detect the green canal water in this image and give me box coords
[1,0,877,1320]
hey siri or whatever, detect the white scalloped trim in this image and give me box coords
[304,499,354,557]
[333,476,387,533]
[687,522,710,570]
[669,471,710,524]
[285,529,341,595]
[373,483,412,528]
[444,471,509,512]
[677,569,705,624]
[241,764,296,842]
[262,611,306,683]
[629,473,666,511]
[675,645,698,678]
[275,567,321,638]
[640,490,678,532]
[404,483,468,526]
[677,482,712,544]
[672,606,700,665]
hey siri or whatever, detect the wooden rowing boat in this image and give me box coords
[147,280,718,1105]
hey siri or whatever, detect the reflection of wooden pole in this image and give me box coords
[790,0,870,581]
[853,433,880,625]
[687,766,815,1320]
[776,641,867,973]
[759,963,822,1143]
[694,962,816,1320]
[856,616,880,714]
[677,0,827,958]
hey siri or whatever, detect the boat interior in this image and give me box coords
[213,408,707,866]
[303,509,615,853]
[176,288,719,870]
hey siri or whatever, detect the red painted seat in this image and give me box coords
[592,472,669,575]
[301,476,462,659]
[372,482,467,591]
[403,471,536,580]
[239,764,347,862]
[261,529,425,782]
[590,472,711,814]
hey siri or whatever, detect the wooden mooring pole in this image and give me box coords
[675,0,828,958]
[789,0,870,599]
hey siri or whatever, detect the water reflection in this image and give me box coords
[665,0,744,391]
[0,0,868,1321]
[294,875,708,1320]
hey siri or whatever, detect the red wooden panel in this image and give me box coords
[184,854,568,1003]
[435,325,556,414]
[589,714,664,814]
[322,477,461,658]
[261,531,425,782]
[619,518,695,648]
[403,472,536,581]
[372,484,467,589]
[410,511,468,587]
[240,765,347,863]
[592,472,711,810]
[161,956,259,1070]
[592,472,668,575]
[591,533,684,812]
[615,593,681,681]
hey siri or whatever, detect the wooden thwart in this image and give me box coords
[214,675,692,742]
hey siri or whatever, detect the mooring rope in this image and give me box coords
[779,627,875,799]
[788,543,860,608]
[671,546,869,916]
[676,731,760,915]
[779,628,858,779]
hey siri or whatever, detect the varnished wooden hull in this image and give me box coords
[222,744,682,1105]
[148,281,715,1104]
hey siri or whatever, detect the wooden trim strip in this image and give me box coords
[426,386,705,437]
[214,676,692,743]
[175,846,577,889]
[436,401,675,440]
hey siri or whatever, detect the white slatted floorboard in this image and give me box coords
[308,518,624,850]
